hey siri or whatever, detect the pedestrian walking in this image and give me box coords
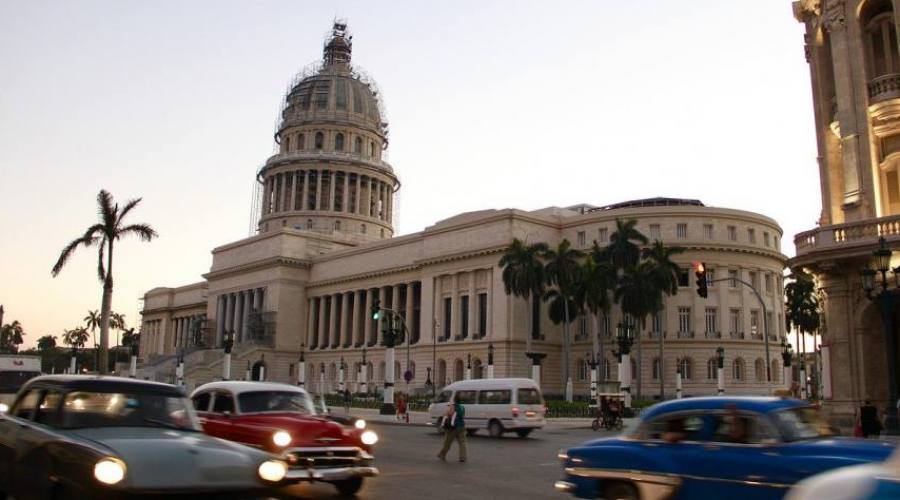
[396,392,408,422]
[343,389,352,414]
[859,400,882,438]
[437,395,467,463]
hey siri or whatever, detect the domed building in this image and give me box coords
[138,23,788,401]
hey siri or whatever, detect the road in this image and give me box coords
[277,423,612,499]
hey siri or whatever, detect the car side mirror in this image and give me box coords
[223,411,232,418]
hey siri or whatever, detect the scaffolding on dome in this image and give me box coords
[586,197,705,213]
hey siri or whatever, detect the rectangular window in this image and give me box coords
[677,223,688,238]
[766,312,775,339]
[763,232,771,247]
[649,224,661,240]
[335,81,348,110]
[765,274,773,293]
[704,224,713,239]
[443,297,452,340]
[678,267,690,287]
[456,390,477,404]
[727,225,737,241]
[478,293,488,338]
[651,311,663,335]
[750,271,759,290]
[577,231,586,247]
[678,307,692,336]
[705,307,718,337]
[728,269,738,287]
[477,390,511,404]
[729,308,742,338]
[598,228,608,243]
[707,269,716,288]
[750,310,760,338]
[602,314,611,337]
[748,228,756,244]
[578,316,588,339]
[460,295,469,339]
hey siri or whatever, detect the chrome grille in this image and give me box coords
[286,447,364,469]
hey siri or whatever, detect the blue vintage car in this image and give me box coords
[555,397,896,500]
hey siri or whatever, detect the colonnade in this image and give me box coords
[215,288,266,347]
[308,282,420,350]
[262,168,393,223]
[171,314,204,350]
[434,270,492,343]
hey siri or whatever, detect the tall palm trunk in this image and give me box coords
[563,298,571,402]
[592,313,600,383]
[99,239,113,374]
[636,316,643,401]
[658,313,665,399]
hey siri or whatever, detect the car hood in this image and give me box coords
[237,413,356,446]
[783,437,896,462]
[66,427,272,490]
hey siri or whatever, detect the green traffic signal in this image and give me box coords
[371,300,381,320]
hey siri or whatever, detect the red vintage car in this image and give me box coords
[189,381,378,496]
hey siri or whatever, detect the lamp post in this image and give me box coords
[613,322,634,408]
[222,331,234,381]
[360,347,368,395]
[716,346,725,395]
[129,332,139,378]
[339,356,346,393]
[175,348,185,388]
[781,339,793,391]
[465,353,472,381]
[860,236,900,435]
[425,367,434,398]
[675,356,683,399]
[297,344,306,387]
[487,343,495,379]
[587,350,599,404]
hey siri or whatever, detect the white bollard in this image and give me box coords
[532,363,541,384]
[70,356,77,374]
[297,360,305,387]
[361,364,368,394]
[590,368,598,403]
[783,365,792,391]
[675,371,683,399]
[800,367,808,399]
[259,365,266,382]
[222,353,231,381]
[620,354,632,408]
[717,366,725,395]
[465,367,471,380]
[383,347,395,411]
[487,364,494,379]
[129,355,137,378]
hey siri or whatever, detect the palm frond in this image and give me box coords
[117,197,144,225]
[97,190,116,231]
[118,223,158,242]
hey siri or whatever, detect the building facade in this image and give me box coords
[139,23,788,399]
[792,0,900,427]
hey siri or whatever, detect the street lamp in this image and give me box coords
[613,322,634,408]
[860,236,900,435]
[715,346,725,395]
[222,331,234,381]
[586,350,599,404]
[487,343,495,379]
[781,339,793,390]
[297,343,306,388]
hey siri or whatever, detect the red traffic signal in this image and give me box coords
[694,262,708,298]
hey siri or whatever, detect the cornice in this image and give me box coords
[203,256,311,281]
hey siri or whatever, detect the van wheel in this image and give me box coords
[515,428,532,438]
[603,481,639,500]
[488,420,504,438]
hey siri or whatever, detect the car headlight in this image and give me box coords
[272,430,292,447]
[361,430,378,445]
[0,403,8,413]
[354,419,366,430]
[258,460,287,482]
[94,457,126,485]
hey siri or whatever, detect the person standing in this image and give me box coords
[437,395,467,463]
[343,389,352,414]
[860,400,882,438]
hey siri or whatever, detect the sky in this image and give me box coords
[0,1,819,348]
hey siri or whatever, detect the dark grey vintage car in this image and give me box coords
[0,375,290,499]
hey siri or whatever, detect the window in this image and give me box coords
[729,308,742,338]
[577,359,588,381]
[478,390,511,404]
[727,225,737,241]
[750,310,760,338]
[704,224,713,239]
[763,232,770,247]
[13,389,40,419]
[707,269,716,288]
[765,274,773,293]
[443,297,452,340]
[863,3,899,79]
[283,136,291,152]
[192,392,212,412]
[335,133,345,151]
[212,392,235,413]
[755,358,766,382]
[677,223,687,238]
[651,311,663,336]
[601,314,611,338]
[705,307,718,337]
[728,269,738,287]
[518,389,542,405]
[478,293,488,338]
[370,141,376,157]
[315,132,324,150]
[649,224,661,240]
[456,390,477,404]
[577,231,586,247]
[34,390,62,426]
[644,414,706,441]
[678,267,690,287]
[709,413,774,444]
[750,271,759,290]
[361,223,367,234]
[334,220,341,230]
[354,136,363,153]
[435,390,452,403]
[707,358,718,380]
[298,133,305,150]
[353,89,364,113]
[598,228,608,243]
[306,219,313,230]
[460,296,469,339]
[748,228,756,244]
[578,316,588,339]
[733,359,746,380]
[336,81,347,110]
[679,358,693,380]
[316,91,328,110]
[652,358,661,380]
[678,307,691,336]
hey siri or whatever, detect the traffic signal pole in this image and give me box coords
[371,302,412,415]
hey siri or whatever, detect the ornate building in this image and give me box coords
[792,0,900,428]
[139,23,787,399]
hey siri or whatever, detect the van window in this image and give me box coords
[435,390,452,404]
[517,389,542,405]
[478,390,511,404]
[456,391,477,404]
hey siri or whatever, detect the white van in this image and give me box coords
[427,378,545,438]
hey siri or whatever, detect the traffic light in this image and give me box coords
[371,300,381,320]
[694,262,708,298]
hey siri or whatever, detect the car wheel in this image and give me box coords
[515,428,532,438]
[603,481,639,500]
[334,477,364,496]
[488,420,504,438]
[466,428,478,436]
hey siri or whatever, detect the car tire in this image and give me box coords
[488,420,504,438]
[603,481,639,500]
[334,477,364,496]
[515,428,532,438]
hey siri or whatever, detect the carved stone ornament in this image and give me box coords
[824,0,846,31]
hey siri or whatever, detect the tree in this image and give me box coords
[607,219,649,271]
[52,190,157,374]
[542,239,585,401]
[575,246,616,385]
[643,240,686,398]
[84,309,100,347]
[0,320,25,353]
[63,327,90,350]
[37,335,57,351]
[614,260,664,400]
[500,238,549,353]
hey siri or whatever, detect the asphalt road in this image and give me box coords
[277,423,612,499]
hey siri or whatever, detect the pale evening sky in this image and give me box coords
[0,1,818,348]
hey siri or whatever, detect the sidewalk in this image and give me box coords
[327,406,636,430]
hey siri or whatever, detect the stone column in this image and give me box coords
[468,271,477,340]
[377,286,388,343]
[405,283,415,342]
[364,289,374,345]
[352,290,362,346]
[675,370,683,398]
[391,285,401,344]
[717,365,725,395]
[315,169,323,210]
[317,297,328,349]
[281,172,290,213]
[450,274,459,341]
[342,171,350,213]
[329,170,337,211]
[620,353,632,408]
[307,298,317,348]
[233,291,244,344]
[340,292,350,348]
[329,293,339,348]
[254,287,264,312]
[355,174,363,214]
[241,290,251,342]
[386,184,393,224]
[301,170,309,211]
[225,294,235,344]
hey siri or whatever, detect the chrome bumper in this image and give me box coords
[285,466,379,482]
[554,480,576,493]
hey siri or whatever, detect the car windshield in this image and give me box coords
[0,371,42,393]
[238,391,313,414]
[770,406,834,441]
[61,391,201,431]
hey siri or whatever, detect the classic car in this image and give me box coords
[0,375,289,500]
[190,381,379,496]
[555,397,896,500]
[785,446,900,500]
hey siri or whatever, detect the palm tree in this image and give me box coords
[52,190,157,374]
[500,238,549,353]
[614,260,664,400]
[37,335,57,351]
[543,239,585,401]
[63,327,90,349]
[607,219,648,272]
[643,240,686,398]
[785,269,820,389]
[84,309,100,348]
[575,246,616,386]
[0,320,25,353]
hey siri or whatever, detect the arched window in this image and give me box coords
[771,359,780,383]
[437,359,447,387]
[630,359,637,380]
[651,358,661,380]
[361,224,367,234]
[755,358,766,382]
[602,358,612,380]
[283,136,290,152]
[335,133,345,151]
[306,219,313,230]
[297,133,305,150]
[394,361,402,381]
[251,361,266,381]
[369,141,375,157]
[679,358,693,380]
[472,358,482,379]
[707,358,717,380]
[354,137,363,154]
[454,359,464,382]
[733,358,746,381]
[315,132,324,150]
[862,0,898,80]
